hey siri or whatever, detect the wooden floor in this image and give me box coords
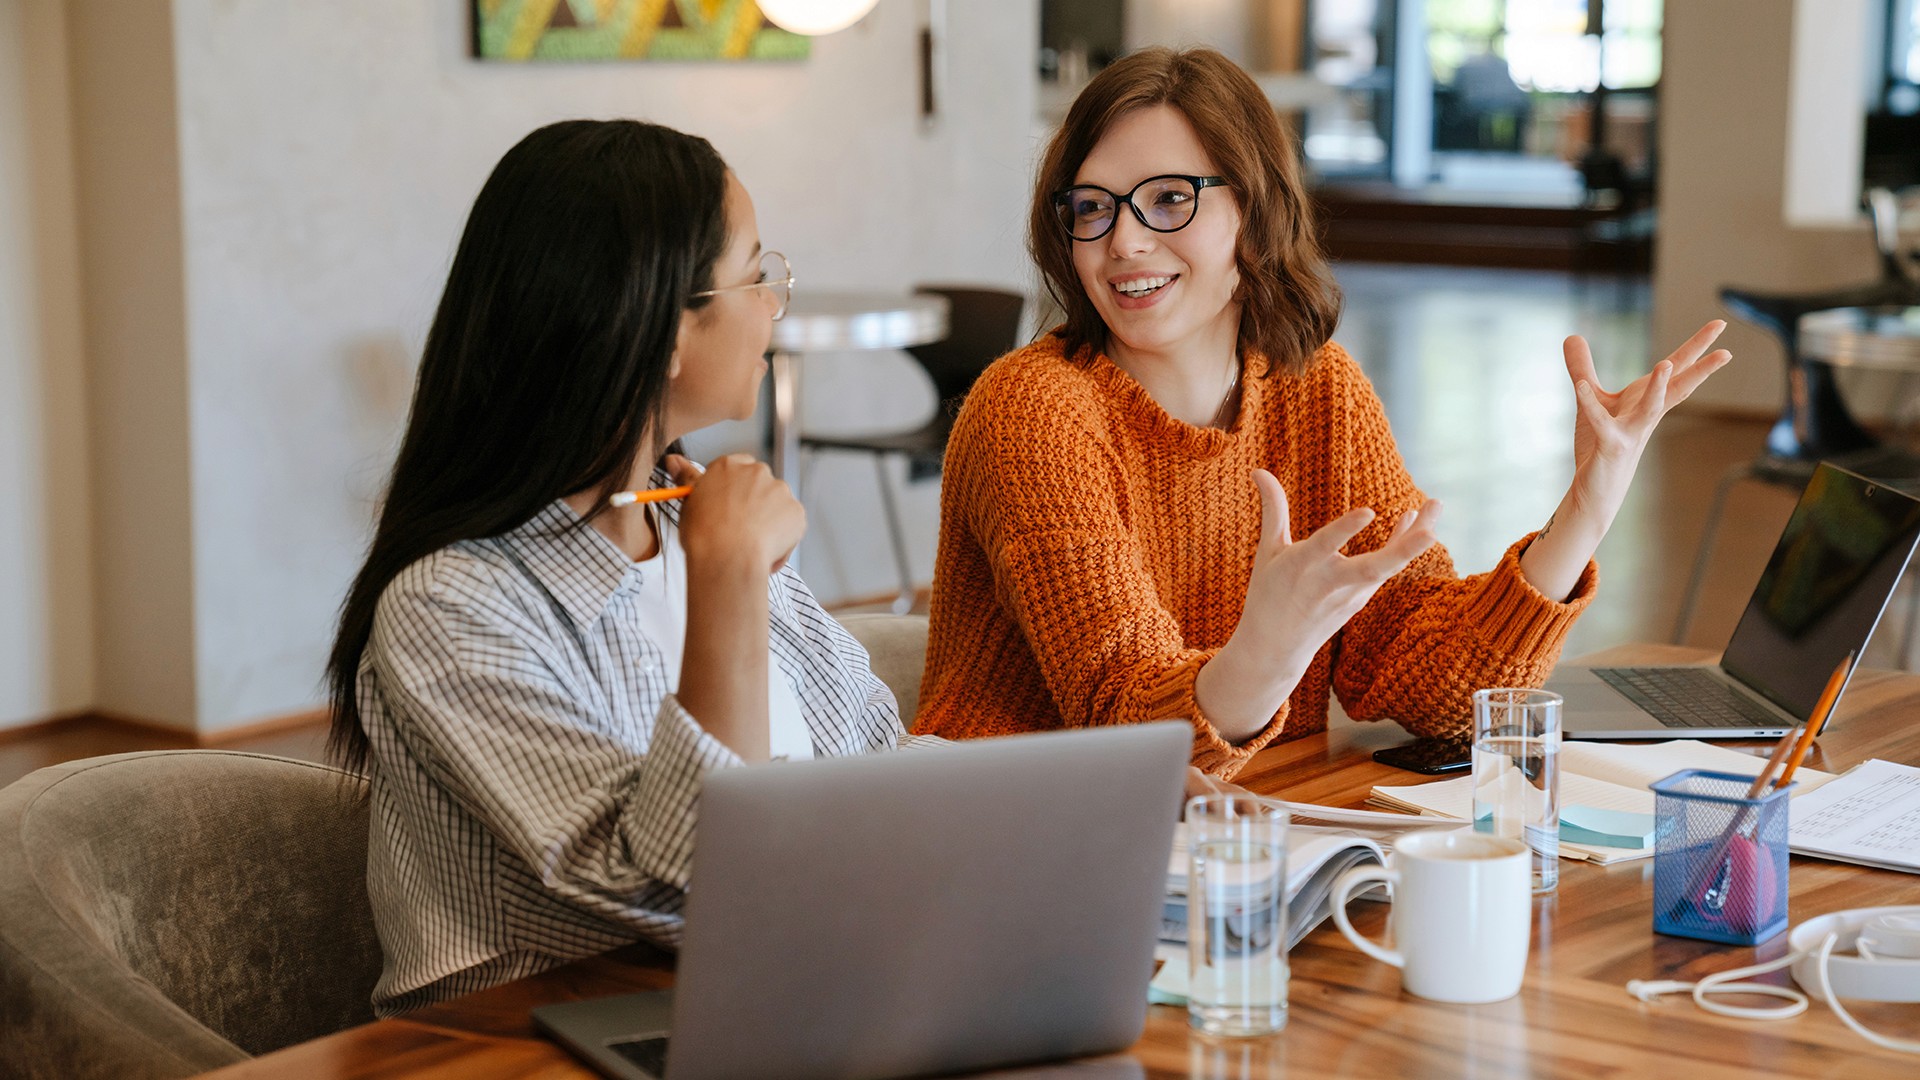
[6,264,1894,790]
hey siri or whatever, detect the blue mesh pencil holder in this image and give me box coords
[1650,769,1793,946]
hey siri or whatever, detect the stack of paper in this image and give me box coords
[1368,740,1836,865]
[1783,758,1920,873]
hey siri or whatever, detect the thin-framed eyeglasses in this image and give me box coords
[691,249,793,320]
[1051,175,1229,242]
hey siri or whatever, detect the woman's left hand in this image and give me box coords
[1518,321,1731,602]
[1564,319,1731,520]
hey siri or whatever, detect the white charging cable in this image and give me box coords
[1627,931,1920,1053]
[1626,947,1809,1021]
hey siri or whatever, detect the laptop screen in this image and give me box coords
[1721,464,1920,721]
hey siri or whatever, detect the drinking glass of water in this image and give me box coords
[1472,688,1562,894]
[1185,794,1288,1037]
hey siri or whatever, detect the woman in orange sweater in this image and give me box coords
[914,48,1729,777]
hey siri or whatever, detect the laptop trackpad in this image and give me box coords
[607,1035,669,1078]
[1554,669,1636,715]
[532,990,675,1080]
[1549,668,1659,731]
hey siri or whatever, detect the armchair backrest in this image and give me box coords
[0,750,380,1079]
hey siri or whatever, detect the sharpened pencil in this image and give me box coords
[1775,651,1852,791]
[608,485,694,508]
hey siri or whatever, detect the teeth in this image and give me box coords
[1115,275,1172,297]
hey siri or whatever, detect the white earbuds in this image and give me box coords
[1858,913,1920,962]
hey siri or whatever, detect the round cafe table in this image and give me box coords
[1798,304,1920,372]
[766,291,950,505]
[1795,304,1920,476]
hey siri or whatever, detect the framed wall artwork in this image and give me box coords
[472,0,810,61]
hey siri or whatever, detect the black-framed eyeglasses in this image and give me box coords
[1050,175,1229,242]
[690,249,793,320]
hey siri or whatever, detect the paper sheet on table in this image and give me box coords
[1786,759,1920,873]
[1368,741,1836,865]
[1370,773,1655,864]
[1559,740,1834,795]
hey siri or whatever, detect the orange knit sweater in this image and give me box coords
[913,335,1598,777]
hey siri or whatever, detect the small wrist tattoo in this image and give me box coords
[1539,512,1556,539]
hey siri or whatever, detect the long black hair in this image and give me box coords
[326,119,730,776]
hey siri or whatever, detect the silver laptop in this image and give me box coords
[1552,462,1920,740]
[533,722,1189,1080]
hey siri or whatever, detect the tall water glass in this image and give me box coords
[1471,688,1562,894]
[1185,795,1288,1037]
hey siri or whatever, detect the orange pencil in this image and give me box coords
[1670,650,1855,923]
[608,484,694,508]
[1775,651,1853,791]
[1742,725,1803,801]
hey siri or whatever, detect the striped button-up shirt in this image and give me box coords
[359,499,921,1015]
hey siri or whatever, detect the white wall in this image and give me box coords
[1782,0,1875,228]
[1654,0,1879,416]
[158,0,1037,731]
[64,0,198,729]
[1126,0,1250,65]
[0,0,94,730]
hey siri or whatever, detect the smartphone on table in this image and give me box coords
[1372,736,1473,775]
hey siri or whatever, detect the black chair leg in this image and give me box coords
[1673,460,1760,644]
[1769,359,1880,460]
[873,454,916,615]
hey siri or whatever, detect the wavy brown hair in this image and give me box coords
[1029,46,1342,377]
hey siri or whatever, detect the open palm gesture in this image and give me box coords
[1563,320,1731,517]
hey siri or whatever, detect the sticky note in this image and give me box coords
[1560,805,1656,849]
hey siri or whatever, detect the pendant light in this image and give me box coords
[757,0,880,36]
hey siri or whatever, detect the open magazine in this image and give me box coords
[1160,803,1449,949]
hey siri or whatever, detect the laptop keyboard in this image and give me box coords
[1593,667,1787,729]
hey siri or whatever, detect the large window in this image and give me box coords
[1890,0,1920,104]
[1301,0,1661,193]
[1867,0,1920,189]
[1302,0,1394,174]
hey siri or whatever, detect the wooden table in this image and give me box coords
[201,645,1920,1079]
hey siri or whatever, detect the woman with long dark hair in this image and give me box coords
[915,48,1729,775]
[326,120,921,1015]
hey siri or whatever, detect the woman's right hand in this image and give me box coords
[1245,470,1441,672]
[672,453,801,764]
[675,453,807,576]
[1196,470,1441,742]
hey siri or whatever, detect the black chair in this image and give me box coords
[1673,187,1920,645]
[801,286,1025,613]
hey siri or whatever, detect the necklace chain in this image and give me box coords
[1209,357,1241,429]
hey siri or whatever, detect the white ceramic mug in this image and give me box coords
[1330,829,1532,1004]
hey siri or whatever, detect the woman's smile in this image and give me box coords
[1109,271,1180,309]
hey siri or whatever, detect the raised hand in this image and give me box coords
[1563,320,1731,518]
[1517,321,1732,602]
[674,453,804,764]
[1196,470,1441,743]
[1244,470,1442,664]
